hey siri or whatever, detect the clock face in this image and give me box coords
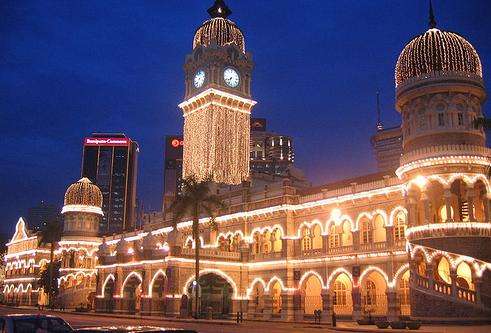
[193,70,206,88]
[223,68,240,88]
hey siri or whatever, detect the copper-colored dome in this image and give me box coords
[395,28,482,87]
[193,17,245,53]
[64,178,103,208]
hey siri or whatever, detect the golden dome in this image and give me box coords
[395,28,482,87]
[62,178,103,215]
[193,1,245,53]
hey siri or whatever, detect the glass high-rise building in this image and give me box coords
[81,133,139,234]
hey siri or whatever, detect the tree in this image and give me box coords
[39,260,61,307]
[170,175,225,318]
[38,219,62,307]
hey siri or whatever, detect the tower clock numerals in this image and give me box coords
[193,70,206,88]
[224,68,240,88]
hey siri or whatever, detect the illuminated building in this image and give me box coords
[250,118,295,176]
[371,126,403,171]
[179,0,256,185]
[5,1,491,322]
[161,120,296,212]
[162,136,183,212]
[82,133,139,234]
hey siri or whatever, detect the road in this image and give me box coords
[0,306,332,333]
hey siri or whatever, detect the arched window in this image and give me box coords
[456,262,474,290]
[262,231,271,254]
[416,255,426,276]
[271,281,282,314]
[333,280,347,306]
[360,218,373,244]
[341,221,353,246]
[253,284,264,313]
[373,214,386,243]
[218,236,226,251]
[329,225,340,248]
[304,275,323,314]
[439,205,454,223]
[301,228,312,251]
[272,228,282,252]
[364,280,377,306]
[394,211,406,241]
[399,271,410,315]
[312,225,322,249]
[253,232,261,254]
[436,257,451,284]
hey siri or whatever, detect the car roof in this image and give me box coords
[75,327,196,333]
[2,314,63,319]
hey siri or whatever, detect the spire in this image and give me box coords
[428,0,437,29]
[208,0,232,19]
[376,91,383,131]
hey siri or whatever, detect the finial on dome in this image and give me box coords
[429,0,437,29]
[208,0,232,19]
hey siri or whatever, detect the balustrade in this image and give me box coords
[457,287,476,303]
[433,280,451,295]
[180,247,241,260]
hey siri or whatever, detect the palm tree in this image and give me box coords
[170,175,225,318]
[38,219,62,308]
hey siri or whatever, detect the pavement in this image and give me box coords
[1,305,490,333]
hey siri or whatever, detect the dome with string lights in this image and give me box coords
[395,5,482,87]
[193,0,245,53]
[61,178,103,215]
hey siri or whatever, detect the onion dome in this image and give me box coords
[61,178,103,216]
[193,0,245,53]
[395,1,482,87]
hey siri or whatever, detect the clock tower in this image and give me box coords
[179,0,256,185]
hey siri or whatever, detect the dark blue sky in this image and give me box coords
[1,1,489,235]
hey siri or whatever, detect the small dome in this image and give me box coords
[395,28,482,87]
[193,1,245,53]
[61,178,103,215]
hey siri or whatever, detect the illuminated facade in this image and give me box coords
[179,0,256,185]
[82,133,139,234]
[4,1,491,322]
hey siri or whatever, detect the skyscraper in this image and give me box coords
[81,133,138,234]
[162,135,183,211]
[371,126,403,171]
[250,118,295,176]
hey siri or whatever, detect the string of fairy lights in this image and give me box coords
[193,17,245,53]
[395,28,482,87]
[182,103,251,184]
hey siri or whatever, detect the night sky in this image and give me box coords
[1,1,489,236]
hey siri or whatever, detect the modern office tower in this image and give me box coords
[250,118,295,176]
[371,126,403,171]
[162,136,183,211]
[81,133,138,234]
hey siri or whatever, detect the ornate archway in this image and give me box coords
[187,273,234,318]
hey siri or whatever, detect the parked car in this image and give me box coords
[75,327,197,333]
[0,314,74,332]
